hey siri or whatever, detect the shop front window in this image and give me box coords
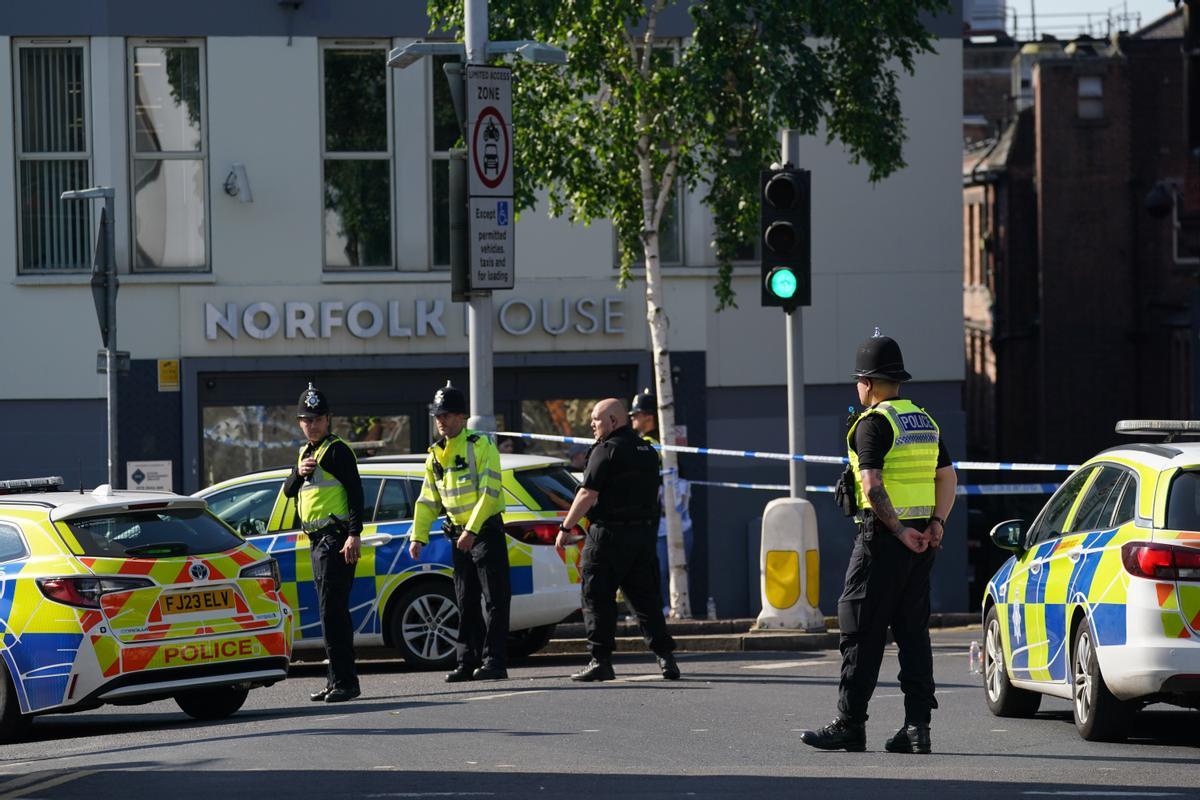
[520,399,603,471]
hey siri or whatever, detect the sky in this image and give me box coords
[980,0,1179,37]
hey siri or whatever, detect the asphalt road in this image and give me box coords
[1,628,1197,799]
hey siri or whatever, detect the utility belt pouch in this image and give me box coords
[834,464,858,518]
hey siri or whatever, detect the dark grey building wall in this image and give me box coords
[0,398,107,487]
[704,381,968,618]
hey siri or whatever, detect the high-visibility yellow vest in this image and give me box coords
[412,429,504,543]
[847,399,940,521]
[297,435,352,530]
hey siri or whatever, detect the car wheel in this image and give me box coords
[0,661,29,744]
[983,605,1042,718]
[175,686,250,721]
[1072,621,1132,741]
[508,624,556,660]
[388,580,460,669]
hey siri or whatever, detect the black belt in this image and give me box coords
[592,518,657,528]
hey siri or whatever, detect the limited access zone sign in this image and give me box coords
[466,64,514,290]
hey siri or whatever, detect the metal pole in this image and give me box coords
[782,130,805,499]
[464,0,496,433]
[103,194,118,488]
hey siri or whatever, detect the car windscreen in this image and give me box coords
[63,507,244,558]
[513,467,578,512]
[1166,470,1200,530]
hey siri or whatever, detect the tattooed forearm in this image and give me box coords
[865,480,902,535]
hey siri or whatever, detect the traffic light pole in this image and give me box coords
[782,131,805,499]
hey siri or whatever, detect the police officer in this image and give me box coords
[800,333,957,753]
[629,389,659,445]
[282,383,364,703]
[556,397,680,682]
[408,382,510,682]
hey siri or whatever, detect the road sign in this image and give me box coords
[466,65,512,198]
[127,460,172,491]
[468,197,515,290]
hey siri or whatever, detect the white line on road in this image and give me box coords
[0,770,96,800]
[690,729,709,733]
[743,660,835,670]
[463,690,546,702]
[364,794,496,798]
[615,674,665,681]
[581,729,599,733]
[875,687,976,699]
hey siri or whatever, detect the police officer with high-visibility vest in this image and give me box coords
[282,383,364,703]
[408,383,510,682]
[801,333,957,754]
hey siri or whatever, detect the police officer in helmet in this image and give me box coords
[556,398,680,681]
[800,332,957,753]
[282,383,365,702]
[629,389,659,444]
[408,382,511,681]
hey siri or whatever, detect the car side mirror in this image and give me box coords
[989,519,1026,552]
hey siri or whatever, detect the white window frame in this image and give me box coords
[319,39,395,271]
[127,37,210,273]
[13,38,93,274]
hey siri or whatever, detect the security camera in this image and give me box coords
[223,163,253,204]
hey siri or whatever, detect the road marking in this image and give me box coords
[690,729,708,733]
[876,687,975,699]
[463,690,546,702]
[615,674,663,682]
[990,729,1008,733]
[0,770,96,799]
[581,729,599,733]
[364,794,495,798]
[373,766,401,771]
[743,660,833,670]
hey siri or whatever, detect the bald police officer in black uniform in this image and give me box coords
[556,397,680,681]
[282,384,365,703]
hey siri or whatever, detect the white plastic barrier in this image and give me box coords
[754,498,824,631]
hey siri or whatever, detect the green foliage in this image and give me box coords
[427,0,948,308]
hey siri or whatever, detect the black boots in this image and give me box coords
[444,665,475,683]
[473,664,508,681]
[884,724,932,754]
[657,654,681,680]
[799,718,867,752]
[571,659,616,682]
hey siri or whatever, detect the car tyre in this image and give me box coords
[0,661,29,744]
[1072,621,1132,742]
[983,605,1042,718]
[508,624,556,660]
[175,685,250,721]
[388,580,460,669]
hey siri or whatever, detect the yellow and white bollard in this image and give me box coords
[754,498,824,631]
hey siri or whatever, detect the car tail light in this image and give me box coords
[505,520,581,546]
[1121,542,1200,581]
[36,576,154,608]
[240,559,281,591]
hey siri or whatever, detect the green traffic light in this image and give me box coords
[767,267,797,299]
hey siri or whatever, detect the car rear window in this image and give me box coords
[1167,471,1200,530]
[63,507,244,558]
[513,467,578,512]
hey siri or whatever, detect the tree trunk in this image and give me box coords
[638,152,692,620]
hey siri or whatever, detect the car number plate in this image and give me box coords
[161,588,235,615]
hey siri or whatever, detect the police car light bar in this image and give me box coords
[0,476,65,494]
[1115,420,1200,442]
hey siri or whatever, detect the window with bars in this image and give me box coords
[14,40,92,273]
[129,39,209,271]
[322,41,393,270]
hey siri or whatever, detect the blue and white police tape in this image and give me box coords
[685,480,1059,495]
[487,431,1081,473]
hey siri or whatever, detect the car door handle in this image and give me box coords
[1030,562,1041,575]
[360,533,391,547]
[1067,548,1082,562]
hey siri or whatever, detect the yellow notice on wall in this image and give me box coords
[157,359,180,392]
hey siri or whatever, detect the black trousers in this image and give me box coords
[450,514,511,669]
[836,521,937,725]
[581,521,675,661]
[310,530,358,691]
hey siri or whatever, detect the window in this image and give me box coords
[14,40,92,272]
[1027,467,1094,544]
[205,479,284,537]
[1167,471,1200,530]
[1112,475,1138,526]
[0,523,28,563]
[1077,75,1103,120]
[514,467,579,512]
[521,399,602,470]
[129,39,208,270]
[65,508,243,558]
[374,478,415,522]
[1067,466,1127,533]
[322,42,393,269]
[430,54,460,268]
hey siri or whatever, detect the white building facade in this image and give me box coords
[0,1,965,615]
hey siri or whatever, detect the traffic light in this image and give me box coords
[760,167,810,311]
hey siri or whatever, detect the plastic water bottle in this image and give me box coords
[706,596,717,620]
[968,640,982,674]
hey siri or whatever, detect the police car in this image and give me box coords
[0,478,292,743]
[982,421,1200,741]
[197,454,584,669]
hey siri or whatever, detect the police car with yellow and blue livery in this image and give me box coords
[0,477,293,743]
[982,420,1200,741]
[197,453,584,669]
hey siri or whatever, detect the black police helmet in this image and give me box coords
[297,382,330,418]
[630,388,656,415]
[852,334,912,382]
[430,381,468,416]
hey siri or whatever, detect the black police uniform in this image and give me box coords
[282,387,365,699]
[837,413,951,727]
[579,425,675,663]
